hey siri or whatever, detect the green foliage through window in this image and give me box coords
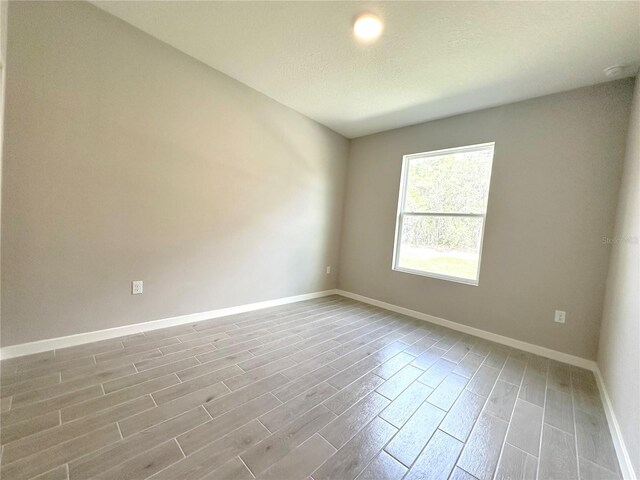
[394,143,495,284]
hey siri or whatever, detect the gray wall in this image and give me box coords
[598,81,639,475]
[1,0,635,368]
[1,1,348,346]
[338,80,634,360]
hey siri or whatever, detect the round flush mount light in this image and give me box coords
[604,65,626,78]
[353,13,383,43]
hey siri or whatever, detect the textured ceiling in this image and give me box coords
[92,1,640,138]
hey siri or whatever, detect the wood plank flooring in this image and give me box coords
[0,296,621,480]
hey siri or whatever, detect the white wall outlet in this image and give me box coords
[554,310,566,324]
[132,280,143,295]
[326,266,331,274]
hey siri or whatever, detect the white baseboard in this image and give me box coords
[594,367,638,480]
[1,286,633,477]
[0,289,338,360]
[335,289,596,370]
[335,289,640,478]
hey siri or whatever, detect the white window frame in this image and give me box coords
[392,142,495,286]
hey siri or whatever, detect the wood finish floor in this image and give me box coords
[0,296,621,480]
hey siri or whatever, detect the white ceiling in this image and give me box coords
[93,1,640,138]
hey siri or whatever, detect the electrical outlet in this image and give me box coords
[554,310,566,324]
[326,266,331,274]
[132,280,143,295]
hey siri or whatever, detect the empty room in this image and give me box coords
[0,1,638,479]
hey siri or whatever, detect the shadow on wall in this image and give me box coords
[1,0,348,345]
[343,71,637,138]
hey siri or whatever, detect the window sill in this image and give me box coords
[392,266,479,286]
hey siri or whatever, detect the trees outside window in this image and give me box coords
[393,143,495,285]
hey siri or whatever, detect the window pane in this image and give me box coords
[397,215,483,281]
[404,146,493,213]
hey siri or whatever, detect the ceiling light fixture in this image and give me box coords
[353,13,383,43]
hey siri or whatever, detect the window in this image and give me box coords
[392,142,495,285]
